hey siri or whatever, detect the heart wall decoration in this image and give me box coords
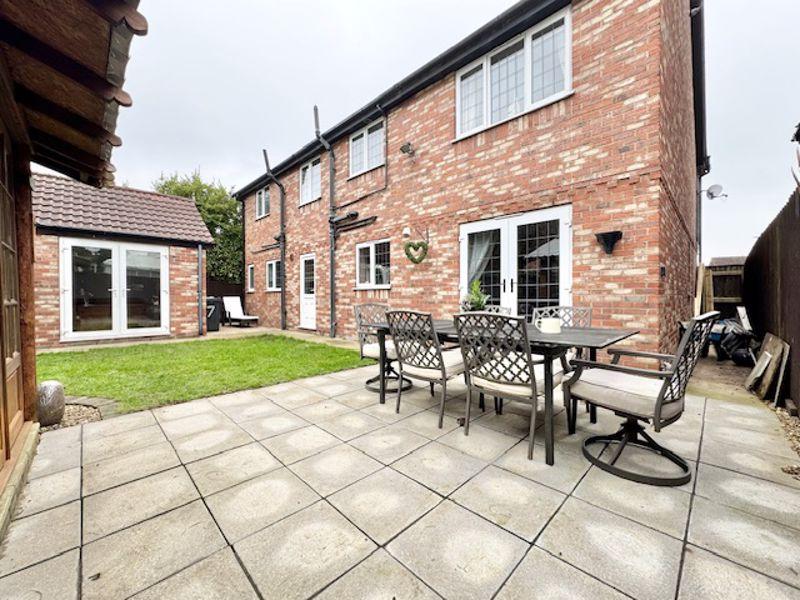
[404,240,429,264]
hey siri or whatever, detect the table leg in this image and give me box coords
[377,329,387,405]
[544,352,554,466]
[589,348,597,423]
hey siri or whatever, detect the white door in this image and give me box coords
[459,206,572,319]
[299,254,316,329]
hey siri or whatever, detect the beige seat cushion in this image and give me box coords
[403,348,464,380]
[569,368,682,421]
[471,357,564,399]
[362,342,397,360]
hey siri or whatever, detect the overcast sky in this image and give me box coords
[82,0,800,261]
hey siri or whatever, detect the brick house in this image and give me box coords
[234,0,709,353]
[32,173,213,348]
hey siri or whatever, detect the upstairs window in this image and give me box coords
[350,120,385,177]
[455,6,571,138]
[255,187,269,219]
[356,240,390,289]
[299,157,321,205]
[266,259,282,291]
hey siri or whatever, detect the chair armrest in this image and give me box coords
[570,358,673,379]
[607,348,674,362]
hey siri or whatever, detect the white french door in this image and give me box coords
[60,237,170,341]
[299,254,316,330]
[459,206,572,319]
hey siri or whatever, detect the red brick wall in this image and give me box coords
[243,0,698,353]
[33,232,206,348]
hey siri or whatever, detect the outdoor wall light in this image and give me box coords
[400,142,415,156]
[402,226,412,238]
[596,230,623,255]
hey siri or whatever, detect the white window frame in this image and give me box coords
[355,239,391,290]
[299,157,322,206]
[349,119,386,178]
[255,187,269,219]
[266,259,282,291]
[454,6,573,139]
[246,264,255,292]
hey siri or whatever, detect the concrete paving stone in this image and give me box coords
[494,440,590,494]
[82,424,166,463]
[695,463,800,530]
[327,367,372,381]
[239,410,308,440]
[335,388,381,410]
[293,399,353,423]
[37,425,81,452]
[396,409,460,439]
[152,399,221,422]
[678,545,800,600]
[400,387,442,410]
[171,423,253,463]
[473,408,537,439]
[604,445,695,494]
[261,425,341,464]
[316,549,440,600]
[0,548,79,600]
[206,388,271,410]
[301,379,364,398]
[27,440,81,480]
[361,399,426,423]
[704,409,784,436]
[393,442,487,496]
[688,496,800,587]
[646,426,702,461]
[426,392,488,423]
[215,398,284,423]
[131,548,258,600]
[704,424,796,459]
[573,466,692,539]
[317,410,386,441]
[158,411,235,439]
[267,384,327,409]
[328,467,442,544]
[350,425,430,464]
[699,437,800,489]
[289,444,383,497]
[451,466,565,541]
[438,424,520,462]
[82,411,156,440]
[186,442,282,496]
[83,467,199,543]
[205,468,319,542]
[705,400,772,420]
[234,501,376,600]
[0,501,81,577]
[496,547,628,600]
[82,440,180,496]
[536,497,683,600]
[81,500,226,600]
[13,466,81,519]
[387,500,527,600]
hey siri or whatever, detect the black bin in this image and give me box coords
[206,297,223,332]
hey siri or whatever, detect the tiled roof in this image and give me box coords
[32,173,213,245]
[708,256,746,267]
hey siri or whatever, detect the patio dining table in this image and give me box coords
[369,318,638,466]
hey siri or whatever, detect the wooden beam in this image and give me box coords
[0,17,132,106]
[14,84,122,146]
[31,151,104,188]
[86,0,148,35]
[29,128,113,173]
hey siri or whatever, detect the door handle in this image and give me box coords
[510,279,515,292]
[502,279,506,293]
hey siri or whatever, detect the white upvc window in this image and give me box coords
[349,120,385,177]
[266,259,282,291]
[355,239,391,289]
[299,157,322,206]
[455,6,572,138]
[246,264,255,292]
[255,187,270,219]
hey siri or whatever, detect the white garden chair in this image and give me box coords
[223,296,259,327]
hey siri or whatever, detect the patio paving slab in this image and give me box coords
[361,399,426,423]
[394,409,460,439]
[0,501,80,577]
[0,548,79,600]
[261,425,341,464]
[699,437,800,489]
[27,439,81,480]
[328,467,442,544]
[293,398,353,423]
[536,497,683,600]
[267,383,327,409]
[158,411,235,440]
[82,410,155,440]
[677,545,800,600]
[186,442,281,496]
[13,466,80,519]
[704,424,796,459]
[171,423,253,463]
[152,399,221,422]
[350,425,429,464]
[131,547,258,600]
[234,500,376,600]
[318,410,386,441]
[335,388,382,409]
[205,467,319,542]
[451,465,564,541]
[289,444,383,497]
[387,500,527,600]
[473,408,536,439]
[316,549,440,600]
[82,467,199,543]
[82,424,166,463]
[438,423,519,461]
[239,410,308,440]
[688,495,800,588]
[81,501,225,600]
[605,445,696,494]
[393,442,487,495]
[82,440,180,495]
[495,440,590,494]
[496,547,628,600]
[300,379,364,398]
[37,424,81,451]
[216,398,285,423]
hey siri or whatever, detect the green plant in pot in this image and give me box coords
[461,279,491,311]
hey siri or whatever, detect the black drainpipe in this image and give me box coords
[262,149,287,330]
[315,105,337,338]
[197,243,203,335]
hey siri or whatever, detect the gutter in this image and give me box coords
[262,150,288,330]
[315,106,337,338]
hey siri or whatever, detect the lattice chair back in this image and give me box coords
[530,306,592,328]
[353,303,389,351]
[483,305,512,315]
[455,312,537,396]
[655,311,719,425]
[386,310,445,374]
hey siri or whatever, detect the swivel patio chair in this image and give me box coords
[563,311,719,486]
[354,303,410,394]
[386,310,464,426]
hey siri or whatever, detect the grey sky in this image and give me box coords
[90,0,800,262]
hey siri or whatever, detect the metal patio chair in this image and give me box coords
[386,310,464,426]
[563,311,719,486]
[456,312,565,460]
[354,303,410,393]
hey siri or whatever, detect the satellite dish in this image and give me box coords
[706,184,725,200]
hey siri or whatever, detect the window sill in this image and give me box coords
[354,285,391,291]
[255,214,270,221]
[266,288,281,293]
[298,196,322,208]
[246,289,255,294]
[348,164,385,181]
[452,89,574,144]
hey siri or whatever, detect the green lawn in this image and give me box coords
[37,335,370,412]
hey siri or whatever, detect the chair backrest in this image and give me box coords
[223,296,245,319]
[655,311,719,424]
[455,312,537,396]
[386,310,445,374]
[530,306,592,328]
[483,305,512,315]
[353,303,388,349]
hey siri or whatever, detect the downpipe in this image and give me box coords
[315,105,337,338]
